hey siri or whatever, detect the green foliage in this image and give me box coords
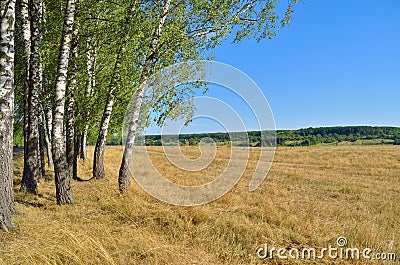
[14,0,298,146]
[394,135,400,145]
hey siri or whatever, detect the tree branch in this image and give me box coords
[84,17,126,24]
[186,0,258,38]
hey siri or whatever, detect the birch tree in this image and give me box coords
[52,0,76,204]
[92,1,138,179]
[19,0,31,184]
[43,99,53,167]
[66,22,78,181]
[0,0,16,231]
[92,48,122,178]
[118,0,297,192]
[20,0,44,194]
[118,0,172,192]
[79,36,97,161]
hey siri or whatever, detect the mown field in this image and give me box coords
[1,145,399,264]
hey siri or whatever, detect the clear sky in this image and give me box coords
[212,0,400,130]
[144,0,399,134]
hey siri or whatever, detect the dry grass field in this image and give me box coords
[1,145,399,264]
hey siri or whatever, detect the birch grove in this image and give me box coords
[1,0,295,225]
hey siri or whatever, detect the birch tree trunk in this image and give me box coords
[118,0,171,193]
[52,0,75,205]
[75,132,81,160]
[20,0,30,184]
[43,100,53,167]
[66,88,75,181]
[80,38,96,161]
[92,83,116,179]
[66,23,78,181]
[0,0,16,231]
[73,132,79,180]
[93,48,122,179]
[37,0,45,179]
[39,105,46,178]
[79,131,87,160]
[21,0,43,194]
[118,77,147,193]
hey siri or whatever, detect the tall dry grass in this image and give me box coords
[1,145,399,264]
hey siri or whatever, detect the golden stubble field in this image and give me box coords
[1,145,399,264]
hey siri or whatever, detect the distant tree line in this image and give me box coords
[143,126,400,147]
[277,126,400,146]
[144,131,276,147]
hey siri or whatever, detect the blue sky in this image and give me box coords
[145,1,399,134]
[211,0,400,130]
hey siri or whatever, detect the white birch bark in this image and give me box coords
[52,0,75,205]
[43,100,53,167]
[93,50,121,179]
[20,0,30,186]
[38,103,45,178]
[66,22,78,181]
[21,0,43,193]
[80,37,97,161]
[0,0,16,231]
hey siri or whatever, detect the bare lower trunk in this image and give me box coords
[93,92,115,179]
[79,126,87,160]
[43,102,53,167]
[66,93,75,181]
[75,131,81,159]
[52,0,75,205]
[73,133,80,180]
[0,0,16,231]
[117,103,145,192]
[39,106,46,178]
[118,81,146,193]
